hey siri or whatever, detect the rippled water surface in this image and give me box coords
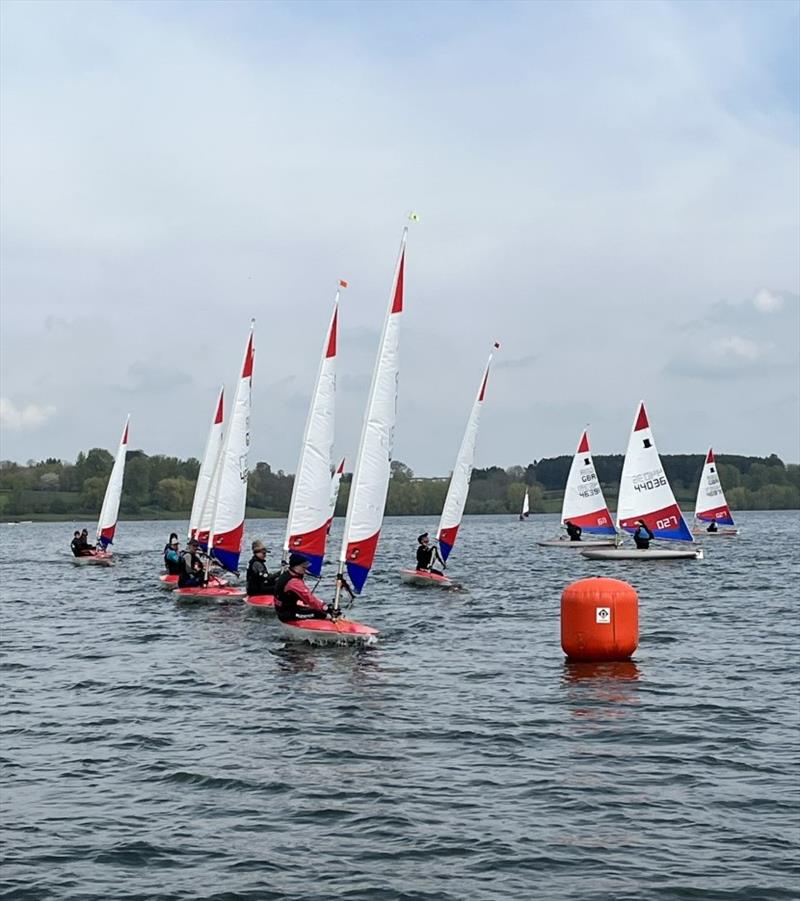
[2,512,799,900]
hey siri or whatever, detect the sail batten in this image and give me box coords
[561,429,615,535]
[436,348,496,562]
[616,401,692,542]
[96,416,130,547]
[284,294,340,575]
[695,447,735,525]
[339,231,406,594]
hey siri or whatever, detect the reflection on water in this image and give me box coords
[561,660,642,716]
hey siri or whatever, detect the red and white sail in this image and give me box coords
[436,346,497,562]
[284,293,340,576]
[328,457,345,526]
[208,324,255,572]
[694,448,735,525]
[561,429,615,535]
[189,387,224,543]
[339,231,406,594]
[617,401,692,542]
[96,416,130,548]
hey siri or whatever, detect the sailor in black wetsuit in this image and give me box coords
[178,538,205,587]
[70,530,81,556]
[416,532,445,576]
[163,534,182,575]
[633,520,655,550]
[565,520,582,542]
[273,553,332,623]
[707,521,718,533]
[75,529,96,556]
[246,540,277,596]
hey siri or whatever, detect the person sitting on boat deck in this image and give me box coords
[273,552,334,623]
[163,534,182,575]
[178,538,205,588]
[246,540,278,596]
[707,521,718,533]
[75,528,96,556]
[416,532,445,576]
[633,520,655,550]
[70,530,82,556]
[565,520,582,542]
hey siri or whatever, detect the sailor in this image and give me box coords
[178,538,205,587]
[76,528,96,556]
[70,530,82,556]
[246,540,277,596]
[633,520,655,550]
[163,534,182,575]
[565,520,582,542]
[273,552,333,623]
[707,521,718,533]
[416,532,445,575]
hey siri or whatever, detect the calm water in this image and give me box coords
[2,512,799,901]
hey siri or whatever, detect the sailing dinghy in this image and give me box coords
[72,417,130,566]
[581,402,702,561]
[247,290,341,613]
[174,326,254,600]
[400,344,497,588]
[692,448,738,536]
[280,232,409,642]
[519,489,530,521]
[160,387,226,587]
[538,429,616,548]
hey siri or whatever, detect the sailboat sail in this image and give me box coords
[561,430,615,535]
[208,325,255,572]
[328,458,345,526]
[521,490,530,518]
[695,448,735,525]
[284,294,340,576]
[96,416,130,548]
[436,346,497,562]
[189,387,224,543]
[339,231,406,594]
[617,401,692,542]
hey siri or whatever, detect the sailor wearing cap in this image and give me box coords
[273,552,334,623]
[163,533,182,575]
[415,532,445,576]
[246,539,277,596]
[178,537,205,587]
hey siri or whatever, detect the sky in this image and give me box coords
[1,0,798,474]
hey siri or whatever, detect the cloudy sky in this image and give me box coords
[1,0,798,474]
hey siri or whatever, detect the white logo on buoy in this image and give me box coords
[596,607,611,624]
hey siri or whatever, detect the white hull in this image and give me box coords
[581,547,703,560]
[692,528,738,537]
[70,554,113,567]
[537,538,616,549]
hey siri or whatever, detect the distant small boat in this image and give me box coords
[538,429,616,548]
[582,402,702,561]
[692,448,738,536]
[519,489,529,521]
[71,417,130,567]
[400,343,497,589]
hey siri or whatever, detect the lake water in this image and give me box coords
[2,512,799,900]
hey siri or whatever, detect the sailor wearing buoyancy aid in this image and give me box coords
[273,553,333,623]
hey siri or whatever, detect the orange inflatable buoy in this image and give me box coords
[560,577,638,662]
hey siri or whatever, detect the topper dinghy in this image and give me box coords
[174,325,254,601]
[281,232,410,642]
[692,448,738,536]
[71,417,130,566]
[538,429,616,548]
[399,343,497,588]
[581,402,701,561]
[519,489,530,521]
[246,288,342,612]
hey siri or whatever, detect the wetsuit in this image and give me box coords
[566,522,582,542]
[246,556,277,596]
[416,544,444,577]
[163,545,182,575]
[707,522,718,533]
[178,549,204,587]
[70,536,81,557]
[76,535,96,556]
[273,570,328,623]
[633,524,654,550]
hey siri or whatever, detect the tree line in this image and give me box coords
[0,448,797,520]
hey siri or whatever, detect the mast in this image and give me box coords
[96,416,130,548]
[694,447,735,525]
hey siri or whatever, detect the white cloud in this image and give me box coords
[753,288,784,314]
[714,335,763,361]
[0,397,56,430]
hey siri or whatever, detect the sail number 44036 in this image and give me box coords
[633,476,666,493]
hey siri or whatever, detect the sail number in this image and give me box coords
[655,515,678,529]
[634,476,666,493]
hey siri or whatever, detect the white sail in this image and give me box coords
[339,230,406,594]
[208,324,255,572]
[521,490,529,518]
[284,293,340,576]
[189,387,224,542]
[96,416,130,547]
[436,346,497,561]
[328,457,345,524]
[695,448,735,525]
[617,401,692,542]
[561,429,615,535]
